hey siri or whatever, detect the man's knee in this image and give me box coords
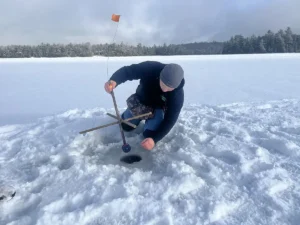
[144,108,164,131]
[121,110,140,132]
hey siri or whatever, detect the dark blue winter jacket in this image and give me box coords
[110,61,185,143]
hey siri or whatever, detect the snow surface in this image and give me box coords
[1,54,300,125]
[1,54,300,225]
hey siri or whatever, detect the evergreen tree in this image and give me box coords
[264,30,275,52]
[285,27,294,52]
[258,39,267,53]
[244,38,254,53]
[275,32,286,52]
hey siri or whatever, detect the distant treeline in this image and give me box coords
[0,27,299,58]
[223,27,300,54]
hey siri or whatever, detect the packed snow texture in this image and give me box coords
[1,54,300,225]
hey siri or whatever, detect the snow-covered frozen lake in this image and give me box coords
[1,54,300,125]
[1,54,300,225]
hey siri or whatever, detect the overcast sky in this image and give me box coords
[0,0,299,46]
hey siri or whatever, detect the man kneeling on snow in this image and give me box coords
[104,61,185,151]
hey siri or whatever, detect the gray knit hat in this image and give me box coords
[160,63,184,88]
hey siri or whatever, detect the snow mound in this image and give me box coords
[1,99,300,225]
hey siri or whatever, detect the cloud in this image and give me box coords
[0,0,299,45]
[211,0,300,40]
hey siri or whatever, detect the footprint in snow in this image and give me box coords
[205,150,241,165]
[253,137,294,156]
[51,153,74,171]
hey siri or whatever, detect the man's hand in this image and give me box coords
[104,80,117,93]
[141,138,155,150]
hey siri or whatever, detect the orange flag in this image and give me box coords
[111,14,120,22]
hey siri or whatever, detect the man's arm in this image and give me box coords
[149,89,184,143]
[109,61,161,86]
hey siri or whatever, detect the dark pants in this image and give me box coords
[121,107,164,135]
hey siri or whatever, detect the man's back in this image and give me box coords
[110,61,184,107]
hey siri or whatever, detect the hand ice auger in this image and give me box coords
[79,89,152,153]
